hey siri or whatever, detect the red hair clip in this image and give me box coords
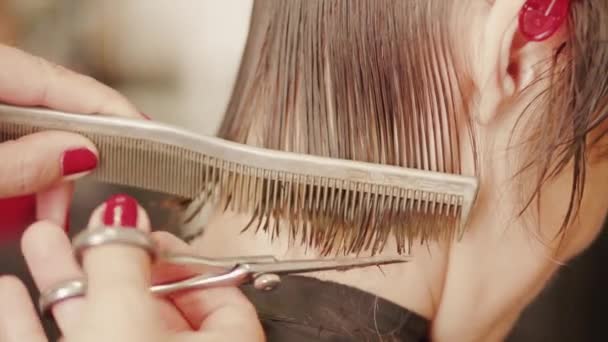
[519,0,571,42]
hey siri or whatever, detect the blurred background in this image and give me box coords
[0,1,606,341]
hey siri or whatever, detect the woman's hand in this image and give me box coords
[0,194,265,342]
[0,43,145,234]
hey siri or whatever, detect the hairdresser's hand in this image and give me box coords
[0,194,265,342]
[0,44,145,234]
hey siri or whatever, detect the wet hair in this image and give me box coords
[220,0,471,173]
[516,0,608,236]
[213,0,608,251]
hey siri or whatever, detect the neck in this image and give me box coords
[190,209,445,320]
[189,200,569,341]
[186,110,598,341]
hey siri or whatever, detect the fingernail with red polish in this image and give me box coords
[102,194,139,228]
[140,112,152,120]
[61,148,98,176]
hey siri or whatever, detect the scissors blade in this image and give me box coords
[161,253,277,270]
[243,255,413,276]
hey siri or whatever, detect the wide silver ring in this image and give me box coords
[38,279,87,316]
[72,227,157,265]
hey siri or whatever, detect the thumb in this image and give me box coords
[68,194,159,342]
[81,194,152,299]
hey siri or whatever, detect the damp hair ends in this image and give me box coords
[204,0,608,253]
[212,0,475,255]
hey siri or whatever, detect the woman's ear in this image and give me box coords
[473,0,569,124]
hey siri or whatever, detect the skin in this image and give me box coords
[1,1,605,340]
[0,43,264,341]
[0,202,263,342]
[192,1,608,341]
[0,43,141,228]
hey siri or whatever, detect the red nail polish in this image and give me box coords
[140,112,152,120]
[102,194,139,228]
[61,148,98,176]
[519,0,570,42]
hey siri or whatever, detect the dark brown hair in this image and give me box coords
[214,0,608,251]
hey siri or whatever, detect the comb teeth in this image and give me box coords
[0,104,478,255]
[191,168,466,255]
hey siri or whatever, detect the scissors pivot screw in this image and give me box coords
[253,273,281,291]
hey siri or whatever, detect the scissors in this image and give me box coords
[39,226,412,316]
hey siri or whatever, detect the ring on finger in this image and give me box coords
[72,226,157,266]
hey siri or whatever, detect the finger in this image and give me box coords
[150,231,199,284]
[0,131,97,198]
[151,231,190,254]
[0,44,140,118]
[0,276,47,342]
[157,231,263,338]
[148,232,264,336]
[23,219,191,336]
[22,221,84,333]
[146,232,200,332]
[175,287,264,341]
[71,194,160,341]
[36,182,74,231]
[83,194,152,300]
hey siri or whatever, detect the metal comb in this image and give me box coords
[0,104,479,254]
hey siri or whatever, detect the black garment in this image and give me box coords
[242,276,430,342]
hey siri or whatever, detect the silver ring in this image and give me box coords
[39,228,157,316]
[72,227,157,265]
[38,279,87,316]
